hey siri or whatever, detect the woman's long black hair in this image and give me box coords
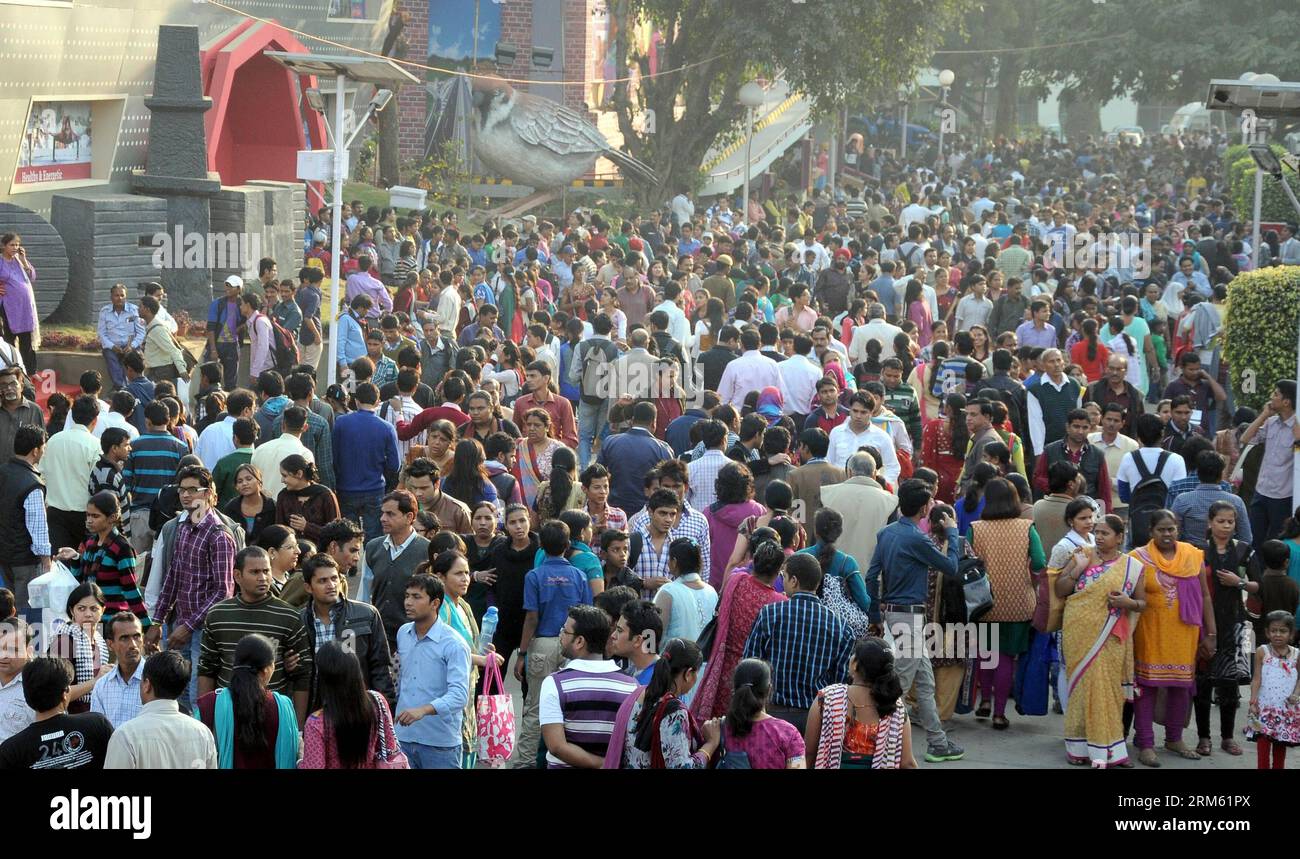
[851,638,902,717]
[962,461,998,515]
[444,438,491,506]
[633,638,703,752]
[229,633,276,753]
[541,446,577,520]
[1081,317,1099,362]
[813,507,844,590]
[315,640,376,769]
[725,658,772,740]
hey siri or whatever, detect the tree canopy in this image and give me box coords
[609,0,972,202]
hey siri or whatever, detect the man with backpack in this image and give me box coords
[568,312,620,470]
[206,276,244,392]
[240,292,276,386]
[1116,413,1187,548]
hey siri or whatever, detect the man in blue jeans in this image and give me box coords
[333,382,402,542]
[567,312,620,468]
[394,573,469,769]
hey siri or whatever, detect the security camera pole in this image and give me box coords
[263,52,417,384]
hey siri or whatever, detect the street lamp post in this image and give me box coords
[937,69,955,172]
[739,81,765,226]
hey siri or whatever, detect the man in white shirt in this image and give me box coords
[718,328,789,409]
[849,303,904,363]
[104,650,217,769]
[798,229,830,272]
[779,335,824,419]
[433,270,462,338]
[686,420,730,510]
[652,282,691,346]
[953,274,993,333]
[670,191,695,230]
[900,195,933,229]
[250,405,314,502]
[0,618,34,745]
[1279,223,1300,265]
[1115,413,1187,503]
[195,389,255,470]
[827,392,900,484]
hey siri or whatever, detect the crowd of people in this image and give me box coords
[2,126,1300,771]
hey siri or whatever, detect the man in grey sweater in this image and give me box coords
[364,489,432,654]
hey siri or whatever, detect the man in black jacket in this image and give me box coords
[299,553,394,710]
[0,424,48,619]
[699,325,740,394]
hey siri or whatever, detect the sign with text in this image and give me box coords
[16,101,93,186]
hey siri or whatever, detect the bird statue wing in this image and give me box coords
[508,94,611,157]
[509,93,660,185]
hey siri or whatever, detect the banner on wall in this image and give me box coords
[16,101,93,186]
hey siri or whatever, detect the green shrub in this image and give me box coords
[1231,164,1300,223]
[1222,266,1300,411]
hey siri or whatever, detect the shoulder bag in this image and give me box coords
[371,690,410,769]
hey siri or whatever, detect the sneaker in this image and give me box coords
[925,740,966,763]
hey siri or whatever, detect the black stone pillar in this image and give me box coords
[133,25,221,316]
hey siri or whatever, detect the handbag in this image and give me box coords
[713,726,751,769]
[475,657,516,767]
[1210,619,1255,684]
[957,538,994,622]
[371,692,410,769]
[821,569,871,641]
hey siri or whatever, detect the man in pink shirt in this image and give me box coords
[240,292,275,384]
[344,256,392,321]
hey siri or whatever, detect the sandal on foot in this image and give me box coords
[1195,738,1213,756]
[1164,742,1200,760]
[975,704,991,720]
[1114,759,1136,768]
[991,715,1010,730]
[1137,748,1160,767]
[1221,739,1243,756]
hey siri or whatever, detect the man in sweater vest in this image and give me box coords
[364,490,432,655]
[539,604,639,768]
[1025,348,1082,463]
[1032,408,1113,512]
[0,425,49,619]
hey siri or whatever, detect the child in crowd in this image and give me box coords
[1247,610,1300,769]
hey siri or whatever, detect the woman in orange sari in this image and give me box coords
[1128,509,1216,767]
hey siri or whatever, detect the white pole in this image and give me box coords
[937,86,947,172]
[1252,164,1264,270]
[742,106,754,226]
[900,101,908,158]
[327,72,346,386]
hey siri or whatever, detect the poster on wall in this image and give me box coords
[16,101,93,186]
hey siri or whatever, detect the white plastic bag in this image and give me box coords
[27,561,77,610]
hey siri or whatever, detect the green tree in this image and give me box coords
[609,0,972,203]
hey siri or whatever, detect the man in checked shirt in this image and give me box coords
[144,464,237,713]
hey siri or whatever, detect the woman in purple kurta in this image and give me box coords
[0,233,38,370]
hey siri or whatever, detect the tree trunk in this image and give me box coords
[1061,93,1102,141]
[993,54,1021,139]
[378,104,401,188]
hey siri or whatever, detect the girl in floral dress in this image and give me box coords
[1247,610,1300,769]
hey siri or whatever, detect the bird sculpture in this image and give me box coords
[471,75,658,188]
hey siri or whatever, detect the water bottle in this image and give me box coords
[477,606,498,655]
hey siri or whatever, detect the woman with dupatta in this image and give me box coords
[1127,508,1215,767]
[690,540,788,720]
[426,547,505,769]
[514,408,567,510]
[1056,514,1145,768]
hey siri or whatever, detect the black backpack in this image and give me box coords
[1128,450,1171,547]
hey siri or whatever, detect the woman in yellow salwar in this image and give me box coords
[1056,514,1146,768]
[1129,509,1215,767]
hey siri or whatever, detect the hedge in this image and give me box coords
[1231,165,1300,223]
[1222,266,1300,411]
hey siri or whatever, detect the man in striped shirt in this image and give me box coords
[196,545,312,726]
[122,401,188,556]
[743,553,855,734]
[539,604,639,768]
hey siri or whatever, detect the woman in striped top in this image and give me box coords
[55,491,151,633]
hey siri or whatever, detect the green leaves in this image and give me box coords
[1223,267,1300,411]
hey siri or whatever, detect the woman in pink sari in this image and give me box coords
[690,541,788,721]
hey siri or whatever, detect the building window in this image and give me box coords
[428,0,502,65]
[328,0,376,22]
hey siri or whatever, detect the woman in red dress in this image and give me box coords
[921,392,968,505]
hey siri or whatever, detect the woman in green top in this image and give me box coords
[967,477,1046,730]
